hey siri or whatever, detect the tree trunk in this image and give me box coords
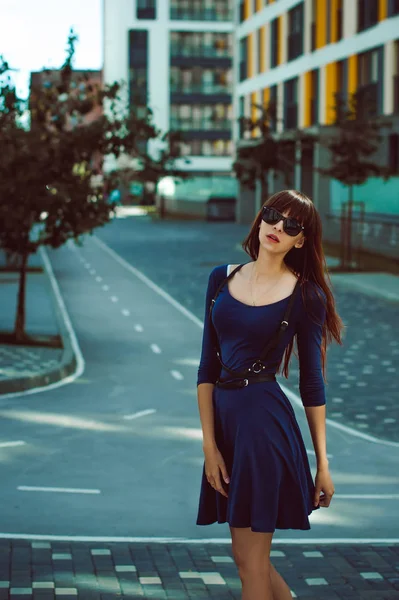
[14,250,28,343]
[346,185,354,268]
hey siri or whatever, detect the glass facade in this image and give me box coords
[136,0,156,19]
[358,0,379,32]
[358,46,382,114]
[287,2,304,61]
[129,30,148,110]
[179,139,233,156]
[170,0,233,21]
[284,77,298,129]
[170,32,233,58]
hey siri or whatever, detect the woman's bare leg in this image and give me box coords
[229,526,292,600]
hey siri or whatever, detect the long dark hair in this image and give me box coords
[242,189,344,380]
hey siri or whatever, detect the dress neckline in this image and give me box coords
[226,263,298,308]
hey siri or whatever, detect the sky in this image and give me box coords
[0,0,102,100]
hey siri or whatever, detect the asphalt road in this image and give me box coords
[0,212,397,544]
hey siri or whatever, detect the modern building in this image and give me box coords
[235,0,399,258]
[103,0,237,215]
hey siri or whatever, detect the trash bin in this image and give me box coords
[206,196,236,222]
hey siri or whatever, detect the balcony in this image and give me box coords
[170,119,231,130]
[170,7,232,21]
[170,83,231,95]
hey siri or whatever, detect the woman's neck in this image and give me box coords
[252,251,288,278]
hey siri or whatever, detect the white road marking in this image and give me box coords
[89,269,96,275]
[0,248,85,400]
[0,441,26,448]
[123,409,157,421]
[93,235,399,449]
[93,236,203,328]
[134,324,143,332]
[171,370,184,381]
[102,285,109,291]
[111,296,119,303]
[122,309,130,317]
[96,276,102,282]
[84,263,91,269]
[151,344,161,354]
[17,486,100,495]
[334,494,399,500]
[0,533,399,544]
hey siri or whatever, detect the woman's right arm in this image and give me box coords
[197,268,222,449]
[197,268,229,497]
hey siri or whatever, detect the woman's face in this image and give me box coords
[258,208,306,255]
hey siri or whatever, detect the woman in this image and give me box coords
[196,190,344,600]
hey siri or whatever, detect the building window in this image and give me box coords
[170,0,233,21]
[394,41,399,112]
[358,46,383,114]
[310,69,319,125]
[239,0,245,22]
[137,0,156,19]
[337,0,343,41]
[389,0,399,16]
[129,30,148,108]
[240,37,247,81]
[287,2,304,61]
[180,139,233,156]
[270,18,279,68]
[358,0,379,32]
[284,77,298,129]
[269,85,277,131]
[257,29,262,74]
[170,31,233,59]
[311,0,316,51]
[389,134,399,172]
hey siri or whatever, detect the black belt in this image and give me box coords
[216,373,276,389]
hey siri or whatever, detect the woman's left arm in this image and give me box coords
[297,285,335,507]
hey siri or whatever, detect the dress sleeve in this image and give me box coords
[197,267,223,386]
[296,284,327,407]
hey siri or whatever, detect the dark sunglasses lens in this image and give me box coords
[262,207,279,224]
[284,219,302,236]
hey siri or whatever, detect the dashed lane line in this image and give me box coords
[0,441,26,448]
[134,324,144,332]
[151,344,161,354]
[123,409,157,421]
[171,370,184,381]
[17,487,101,495]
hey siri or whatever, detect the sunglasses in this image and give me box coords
[261,206,305,237]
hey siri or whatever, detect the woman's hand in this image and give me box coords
[314,466,335,507]
[203,445,230,498]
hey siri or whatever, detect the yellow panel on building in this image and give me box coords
[263,87,270,109]
[256,0,263,11]
[330,0,338,43]
[325,62,338,124]
[244,0,252,19]
[379,0,388,20]
[316,0,327,49]
[259,26,266,73]
[348,54,358,97]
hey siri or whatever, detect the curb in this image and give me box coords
[0,248,78,396]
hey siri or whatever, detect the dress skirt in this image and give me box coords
[196,380,320,532]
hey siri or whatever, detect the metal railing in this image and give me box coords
[170,8,233,21]
[170,83,232,95]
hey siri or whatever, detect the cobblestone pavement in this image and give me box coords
[0,345,63,382]
[0,539,398,599]
[98,217,399,443]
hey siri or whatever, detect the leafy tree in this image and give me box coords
[0,30,183,343]
[319,90,391,269]
[233,101,314,203]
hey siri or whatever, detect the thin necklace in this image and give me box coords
[249,262,285,306]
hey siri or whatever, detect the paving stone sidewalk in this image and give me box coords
[0,539,398,599]
[97,217,399,444]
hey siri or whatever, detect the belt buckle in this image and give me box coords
[251,361,263,374]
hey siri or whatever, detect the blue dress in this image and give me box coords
[196,264,327,533]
